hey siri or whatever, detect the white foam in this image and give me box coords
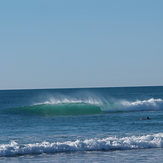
[122,98,162,107]
[101,98,163,112]
[0,133,163,157]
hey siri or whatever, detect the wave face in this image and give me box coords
[2,97,163,116]
[3,103,102,116]
[2,97,102,116]
[0,133,163,157]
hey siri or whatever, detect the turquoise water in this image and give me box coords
[0,86,163,162]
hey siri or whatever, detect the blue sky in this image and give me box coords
[0,0,163,89]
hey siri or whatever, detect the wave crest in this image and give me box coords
[35,97,102,105]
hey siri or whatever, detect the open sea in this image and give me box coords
[0,86,163,162]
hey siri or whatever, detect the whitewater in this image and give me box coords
[0,86,163,162]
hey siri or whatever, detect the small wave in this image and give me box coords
[1,133,163,157]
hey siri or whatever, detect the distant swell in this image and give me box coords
[1,98,163,116]
[1,133,163,157]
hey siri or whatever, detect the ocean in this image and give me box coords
[0,86,163,162]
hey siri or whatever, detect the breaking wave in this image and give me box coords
[1,133,163,157]
[102,98,163,112]
[1,98,163,116]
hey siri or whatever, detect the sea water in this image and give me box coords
[0,86,163,162]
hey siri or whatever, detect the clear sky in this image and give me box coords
[0,0,163,89]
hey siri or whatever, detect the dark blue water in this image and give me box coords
[0,86,163,162]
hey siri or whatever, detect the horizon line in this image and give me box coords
[0,85,163,91]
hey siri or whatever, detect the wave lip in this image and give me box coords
[35,97,102,105]
[0,133,163,157]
